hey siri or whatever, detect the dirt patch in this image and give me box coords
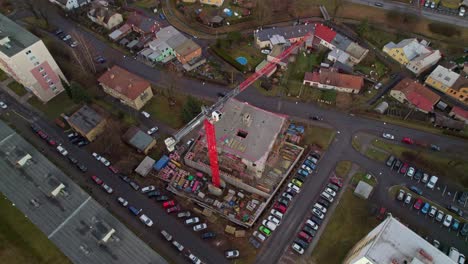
[335,93,352,110]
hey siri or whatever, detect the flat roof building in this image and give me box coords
[67,105,107,141]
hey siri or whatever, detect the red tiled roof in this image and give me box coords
[98,66,150,100]
[393,78,440,112]
[314,23,337,43]
[304,70,364,91]
[451,106,468,120]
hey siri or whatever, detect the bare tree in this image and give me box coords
[21,0,50,26]
[255,0,272,27]
[71,30,97,74]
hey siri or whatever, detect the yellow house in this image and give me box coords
[67,105,107,142]
[98,66,153,110]
[425,65,468,105]
[200,0,225,7]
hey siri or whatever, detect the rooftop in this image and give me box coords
[174,39,201,56]
[215,99,287,163]
[426,65,460,88]
[156,25,181,41]
[127,12,160,34]
[67,105,105,134]
[304,69,364,91]
[255,24,315,42]
[123,126,155,152]
[331,33,352,51]
[385,38,432,61]
[135,156,155,176]
[393,78,440,112]
[315,23,337,43]
[0,13,40,57]
[359,216,456,264]
[98,66,150,100]
[451,106,468,120]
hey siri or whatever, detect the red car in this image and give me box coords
[399,163,409,174]
[108,165,119,174]
[377,207,387,220]
[329,177,344,188]
[37,130,48,139]
[91,175,103,185]
[166,205,180,213]
[48,138,57,146]
[402,137,414,145]
[413,198,423,210]
[163,200,175,209]
[274,202,287,214]
[298,231,313,243]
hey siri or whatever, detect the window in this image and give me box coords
[25,50,31,55]
[41,72,47,77]
[39,67,44,72]
[33,61,40,66]
[236,130,248,138]
[29,56,36,61]
[48,81,54,86]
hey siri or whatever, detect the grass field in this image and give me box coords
[0,69,8,81]
[0,195,70,264]
[365,147,388,162]
[28,92,79,120]
[335,160,352,178]
[7,81,28,97]
[372,139,468,188]
[302,125,336,150]
[351,171,377,187]
[310,189,379,263]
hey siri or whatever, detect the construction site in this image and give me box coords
[157,99,305,227]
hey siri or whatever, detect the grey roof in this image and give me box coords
[0,121,167,264]
[331,33,352,51]
[166,33,187,50]
[0,14,40,57]
[135,156,155,176]
[68,105,104,134]
[156,26,180,41]
[256,24,315,42]
[124,127,155,152]
[215,99,286,162]
[354,181,373,199]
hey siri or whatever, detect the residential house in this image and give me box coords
[314,23,337,50]
[87,7,123,30]
[66,105,107,141]
[200,0,225,7]
[140,39,175,63]
[390,78,440,113]
[425,65,468,105]
[254,24,315,49]
[98,66,153,110]
[155,26,203,66]
[123,126,157,154]
[267,45,288,68]
[450,106,468,124]
[303,69,364,94]
[383,38,441,75]
[0,14,67,102]
[127,13,160,35]
[51,0,91,10]
[108,24,131,41]
[174,39,202,65]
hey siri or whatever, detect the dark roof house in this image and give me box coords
[123,126,156,154]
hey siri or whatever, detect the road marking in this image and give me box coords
[11,110,30,122]
[0,132,14,145]
[442,186,447,196]
[48,196,91,239]
[452,191,457,202]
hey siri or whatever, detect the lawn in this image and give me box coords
[134,0,158,9]
[365,147,388,162]
[225,43,264,71]
[28,92,79,120]
[351,171,377,187]
[0,195,70,264]
[0,69,8,81]
[284,52,323,97]
[302,125,336,150]
[7,81,28,97]
[310,189,379,264]
[372,139,468,188]
[335,160,352,177]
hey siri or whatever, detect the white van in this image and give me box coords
[426,176,438,189]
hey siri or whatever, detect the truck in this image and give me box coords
[154,155,170,171]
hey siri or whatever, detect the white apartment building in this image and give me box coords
[0,14,68,102]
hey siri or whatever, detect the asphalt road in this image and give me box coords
[351,0,468,28]
[0,91,227,264]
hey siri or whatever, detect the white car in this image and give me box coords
[305,219,319,230]
[267,215,281,226]
[435,210,444,222]
[0,101,7,109]
[193,223,207,231]
[260,49,271,55]
[406,167,415,178]
[325,188,336,197]
[374,82,382,89]
[161,230,172,241]
[147,127,159,135]
[188,254,202,264]
[426,175,438,189]
[225,250,240,259]
[185,217,200,225]
[382,133,394,140]
[292,243,304,254]
[141,111,150,118]
[282,192,293,200]
[172,240,184,251]
[117,197,128,207]
[428,206,437,217]
[139,214,153,227]
[56,145,68,156]
[62,34,71,41]
[430,1,436,8]
[312,208,325,219]
[301,164,313,174]
[443,214,453,227]
[460,7,466,17]
[253,231,266,242]
[262,220,277,231]
[313,203,327,214]
[100,157,111,167]
[92,152,101,160]
[287,183,301,193]
[321,192,334,203]
[270,209,283,220]
[141,185,156,193]
[102,184,113,194]
[404,193,412,204]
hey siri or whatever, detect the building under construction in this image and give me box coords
[164,99,304,227]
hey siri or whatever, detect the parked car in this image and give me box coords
[274,203,287,214]
[448,205,464,217]
[177,211,191,218]
[117,197,128,207]
[460,223,468,236]
[94,56,106,64]
[92,152,101,160]
[402,137,414,144]
[225,250,240,259]
[430,144,440,151]
[311,208,325,219]
[141,111,151,118]
[172,240,184,252]
[324,188,336,197]
[77,163,87,172]
[421,173,429,183]
[443,214,453,227]
[313,203,327,214]
[326,183,340,192]
[458,192,468,205]
[162,200,175,208]
[108,165,119,174]
[291,179,303,188]
[428,206,437,217]
[185,217,200,225]
[201,232,216,239]
[262,220,277,231]
[193,223,207,231]
[376,207,387,220]
[287,183,301,193]
[410,186,423,195]
[435,210,445,222]
[129,181,140,191]
[421,203,430,214]
[298,231,313,243]
[386,155,396,167]
[320,192,334,203]
[294,238,309,249]
[452,219,461,231]
[259,225,271,236]
[318,198,331,208]
[382,133,395,140]
[119,174,131,183]
[302,225,317,237]
[155,195,169,202]
[270,209,283,219]
[426,176,438,189]
[67,155,78,164]
[91,175,103,185]
[147,191,161,198]
[141,185,156,193]
[282,192,293,201]
[329,177,343,188]
[188,254,202,264]
[413,170,423,181]
[404,193,412,205]
[291,243,304,255]
[147,127,159,135]
[139,214,153,227]
[393,159,402,171]
[166,205,180,214]
[413,198,423,210]
[399,163,409,174]
[267,215,281,226]
[102,183,113,194]
[305,219,319,230]
[100,157,111,167]
[56,145,68,156]
[406,167,415,178]
[310,215,323,226]
[129,206,142,215]
[397,189,405,201]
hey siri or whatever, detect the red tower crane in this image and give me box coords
[165,33,312,187]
